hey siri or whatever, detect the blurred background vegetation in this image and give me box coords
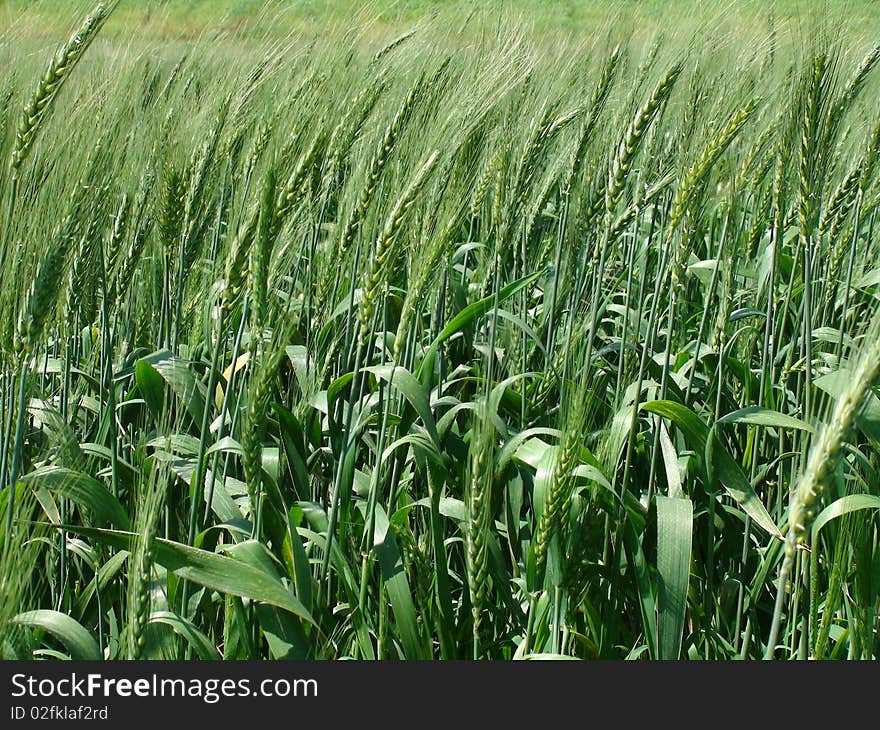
[3,0,879,46]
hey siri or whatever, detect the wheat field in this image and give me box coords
[1,1,879,660]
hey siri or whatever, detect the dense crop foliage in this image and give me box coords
[2,2,880,660]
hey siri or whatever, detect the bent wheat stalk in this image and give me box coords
[765,309,880,658]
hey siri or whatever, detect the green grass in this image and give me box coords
[1,0,880,661]
[4,0,880,44]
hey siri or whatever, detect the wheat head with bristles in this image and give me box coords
[357,150,440,351]
[767,308,880,657]
[605,62,684,215]
[466,402,495,658]
[10,2,116,176]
